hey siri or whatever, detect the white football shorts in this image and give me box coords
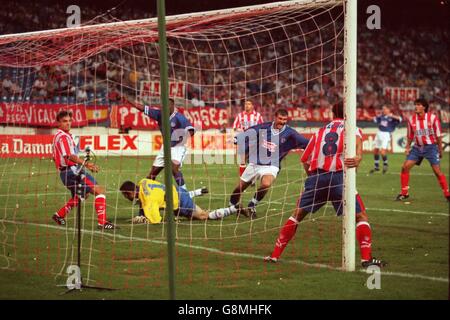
[240,163,280,184]
[374,131,391,150]
[153,145,187,167]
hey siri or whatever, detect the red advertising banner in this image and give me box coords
[139,81,186,99]
[110,105,228,130]
[0,134,54,158]
[0,103,88,127]
[288,107,334,122]
[2,102,447,132]
[110,105,159,130]
[384,87,419,102]
[139,81,186,105]
[0,134,143,158]
[182,107,228,129]
[0,130,412,158]
[78,135,140,152]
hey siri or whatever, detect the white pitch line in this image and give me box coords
[269,201,449,217]
[360,171,437,177]
[367,207,449,217]
[0,219,448,284]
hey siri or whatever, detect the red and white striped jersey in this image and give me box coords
[407,112,442,146]
[232,110,263,131]
[52,129,77,170]
[301,119,362,172]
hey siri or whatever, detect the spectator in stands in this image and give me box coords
[0,2,447,123]
[1,75,13,95]
[32,77,47,100]
[76,88,88,102]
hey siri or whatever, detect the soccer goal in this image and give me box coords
[0,0,357,293]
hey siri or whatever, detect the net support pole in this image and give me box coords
[343,0,357,272]
[157,0,176,299]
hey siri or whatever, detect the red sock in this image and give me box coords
[400,172,410,195]
[437,174,450,197]
[56,197,79,218]
[239,165,246,177]
[95,195,107,225]
[356,221,372,262]
[270,217,298,259]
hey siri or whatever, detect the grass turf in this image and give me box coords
[0,152,448,299]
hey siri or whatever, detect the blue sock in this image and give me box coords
[374,154,380,168]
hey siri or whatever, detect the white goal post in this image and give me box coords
[343,0,357,272]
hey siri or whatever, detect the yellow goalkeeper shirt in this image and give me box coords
[138,178,179,224]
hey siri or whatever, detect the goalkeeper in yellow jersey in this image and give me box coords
[120,179,245,223]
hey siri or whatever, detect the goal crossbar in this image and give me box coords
[0,0,341,41]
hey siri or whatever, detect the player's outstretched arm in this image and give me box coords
[390,113,402,122]
[405,120,414,155]
[66,154,99,172]
[294,131,309,149]
[437,136,443,159]
[344,136,362,168]
[302,162,311,175]
[122,94,144,111]
[404,138,413,155]
[86,162,99,173]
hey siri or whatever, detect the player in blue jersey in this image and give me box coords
[369,105,402,174]
[229,109,309,218]
[123,95,195,190]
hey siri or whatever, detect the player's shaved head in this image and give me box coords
[274,108,288,129]
[168,98,175,113]
[120,181,138,201]
[332,102,344,119]
[274,108,288,117]
[120,181,136,192]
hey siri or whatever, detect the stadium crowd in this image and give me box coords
[0,2,448,123]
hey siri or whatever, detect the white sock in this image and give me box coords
[208,205,237,220]
[189,188,203,198]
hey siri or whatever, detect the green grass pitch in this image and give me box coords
[0,152,448,299]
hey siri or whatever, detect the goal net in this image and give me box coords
[0,0,347,291]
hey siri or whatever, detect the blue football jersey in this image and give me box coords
[374,115,401,133]
[144,106,195,147]
[236,122,309,168]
